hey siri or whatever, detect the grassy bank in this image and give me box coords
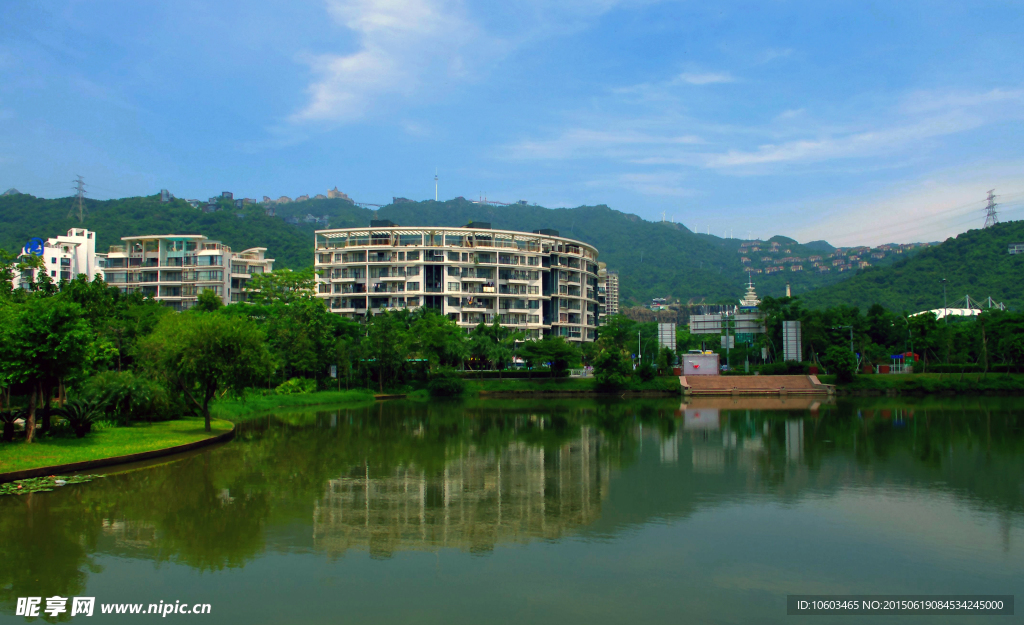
[0,418,233,474]
[819,372,1024,394]
[209,389,376,422]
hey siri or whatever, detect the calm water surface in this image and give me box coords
[1,397,1022,624]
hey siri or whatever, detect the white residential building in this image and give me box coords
[314,221,600,341]
[15,228,105,288]
[103,235,274,310]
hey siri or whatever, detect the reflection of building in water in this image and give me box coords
[312,429,609,558]
[100,519,157,549]
[785,419,804,462]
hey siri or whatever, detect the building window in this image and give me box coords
[447,282,460,292]
[406,282,419,291]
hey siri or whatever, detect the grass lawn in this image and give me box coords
[818,372,1024,393]
[209,389,376,422]
[0,418,233,474]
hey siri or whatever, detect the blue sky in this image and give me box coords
[2,0,1023,246]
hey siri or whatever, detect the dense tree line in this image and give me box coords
[0,257,588,440]
[754,295,1024,373]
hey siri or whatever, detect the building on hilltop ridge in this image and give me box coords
[103,235,274,310]
[14,228,105,289]
[314,222,601,342]
[328,187,353,202]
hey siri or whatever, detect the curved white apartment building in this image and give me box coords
[314,221,600,342]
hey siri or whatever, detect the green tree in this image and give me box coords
[411,309,468,369]
[518,336,579,377]
[0,296,96,440]
[823,345,857,383]
[194,289,224,312]
[593,348,631,390]
[363,310,411,391]
[243,269,316,305]
[139,313,273,431]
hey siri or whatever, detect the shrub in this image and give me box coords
[0,409,24,442]
[758,361,810,375]
[275,378,317,395]
[593,349,631,391]
[55,398,104,438]
[82,371,178,423]
[823,346,857,384]
[428,371,466,397]
[636,363,656,382]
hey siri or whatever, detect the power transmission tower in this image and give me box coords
[68,175,87,222]
[983,189,998,228]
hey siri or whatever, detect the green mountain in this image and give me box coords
[1,192,918,305]
[272,196,916,304]
[0,193,313,270]
[802,221,1024,312]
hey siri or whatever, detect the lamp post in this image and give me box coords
[940,278,948,324]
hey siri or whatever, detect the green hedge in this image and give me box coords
[456,369,568,379]
[922,363,1024,374]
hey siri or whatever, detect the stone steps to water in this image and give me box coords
[680,375,833,396]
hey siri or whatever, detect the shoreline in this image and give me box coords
[0,421,235,484]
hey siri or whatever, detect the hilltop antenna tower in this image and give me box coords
[983,189,998,228]
[434,169,438,202]
[68,175,87,222]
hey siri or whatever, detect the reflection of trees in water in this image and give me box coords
[2,396,1022,612]
[312,429,608,558]
[0,494,102,621]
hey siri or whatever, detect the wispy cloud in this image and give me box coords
[899,87,1024,114]
[587,171,697,198]
[774,108,805,121]
[758,47,792,64]
[676,71,734,85]
[290,0,486,123]
[290,0,636,125]
[704,113,981,168]
[509,128,704,160]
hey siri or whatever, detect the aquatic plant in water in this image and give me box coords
[0,474,104,496]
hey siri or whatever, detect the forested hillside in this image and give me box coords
[0,193,313,269]
[268,196,910,304]
[801,221,1024,312]
[1,192,918,305]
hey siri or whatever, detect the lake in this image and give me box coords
[1,397,1021,623]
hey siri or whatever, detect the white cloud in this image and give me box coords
[774,108,805,121]
[704,112,982,168]
[899,87,1024,114]
[784,162,1024,246]
[290,0,640,125]
[677,71,734,85]
[291,0,485,123]
[758,47,793,64]
[509,128,703,160]
[587,171,697,198]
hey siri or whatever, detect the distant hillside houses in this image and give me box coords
[259,186,355,205]
[732,238,932,277]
